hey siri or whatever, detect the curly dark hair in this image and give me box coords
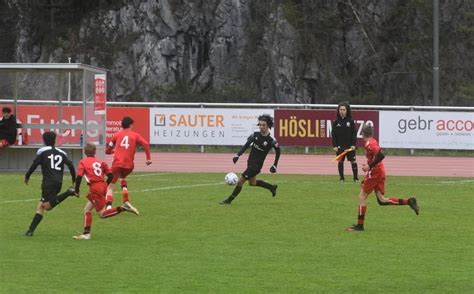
[258,114,274,129]
[336,101,352,119]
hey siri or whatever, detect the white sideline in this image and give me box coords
[128,173,174,178]
[3,199,38,204]
[2,179,472,204]
[1,182,224,204]
[438,179,474,184]
[137,182,222,192]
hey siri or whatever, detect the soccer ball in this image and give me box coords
[224,172,238,185]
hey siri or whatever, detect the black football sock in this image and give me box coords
[352,162,359,180]
[338,162,344,180]
[256,180,273,191]
[28,213,43,232]
[48,190,73,209]
[227,185,242,201]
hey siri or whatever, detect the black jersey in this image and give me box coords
[25,146,76,187]
[238,132,280,168]
[331,117,357,149]
[0,114,18,144]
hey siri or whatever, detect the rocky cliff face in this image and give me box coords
[2,0,473,105]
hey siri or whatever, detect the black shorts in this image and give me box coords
[242,164,262,180]
[337,149,356,162]
[41,184,62,202]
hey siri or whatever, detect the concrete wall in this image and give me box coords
[0,146,83,172]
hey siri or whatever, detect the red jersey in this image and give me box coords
[77,156,112,184]
[364,137,385,173]
[107,129,151,169]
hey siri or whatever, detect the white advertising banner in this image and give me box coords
[380,111,474,150]
[149,108,274,145]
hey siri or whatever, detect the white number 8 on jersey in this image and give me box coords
[92,162,102,176]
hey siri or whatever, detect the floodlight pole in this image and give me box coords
[432,0,440,106]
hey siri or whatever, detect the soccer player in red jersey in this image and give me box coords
[105,116,152,214]
[346,124,420,232]
[73,143,138,240]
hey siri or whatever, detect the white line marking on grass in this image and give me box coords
[7,179,468,203]
[297,181,344,185]
[128,173,174,178]
[438,179,474,184]
[2,199,37,203]
[130,178,174,182]
[136,182,223,193]
[398,180,474,185]
[2,182,225,203]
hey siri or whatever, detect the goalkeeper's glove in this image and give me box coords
[232,155,239,164]
[270,164,277,173]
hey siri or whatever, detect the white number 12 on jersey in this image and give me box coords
[48,154,63,170]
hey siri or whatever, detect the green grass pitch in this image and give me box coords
[1,172,473,293]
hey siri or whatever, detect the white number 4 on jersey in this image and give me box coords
[120,136,130,149]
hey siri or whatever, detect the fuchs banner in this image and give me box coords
[13,105,150,145]
[380,111,474,150]
[149,108,273,145]
[274,109,379,146]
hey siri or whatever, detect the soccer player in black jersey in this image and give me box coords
[24,131,77,236]
[331,102,359,182]
[220,114,281,205]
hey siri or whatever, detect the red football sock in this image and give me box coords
[122,188,129,203]
[357,206,367,225]
[84,212,92,234]
[106,194,114,206]
[101,207,121,218]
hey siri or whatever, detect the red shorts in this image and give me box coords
[87,182,107,212]
[111,167,133,184]
[361,168,385,194]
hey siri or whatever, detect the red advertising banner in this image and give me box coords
[16,105,88,145]
[94,74,106,115]
[274,109,379,146]
[13,106,149,145]
[106,107,150,142]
